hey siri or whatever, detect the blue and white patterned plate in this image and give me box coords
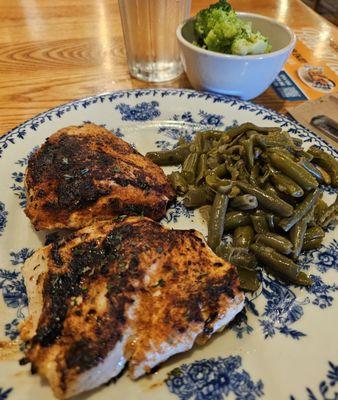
[0,89,337,400]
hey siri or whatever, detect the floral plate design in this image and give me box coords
[0,89,337,400]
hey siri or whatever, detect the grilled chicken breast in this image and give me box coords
[24,124,175,230]
[21,217,244,399]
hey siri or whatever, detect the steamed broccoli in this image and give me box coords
[194,0,233,40]
[231,32,272,55]
[204,10,241,53]
[194,0,272,55]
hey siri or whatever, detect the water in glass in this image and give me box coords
[118,0,191,82]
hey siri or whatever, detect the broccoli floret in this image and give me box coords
[194,0,232,40]
[194,9,211,40]
[193,0,271,55]
[250,34,272,54]
[209,0,232,12]
[231,32,272,55]
[204,10,240,52]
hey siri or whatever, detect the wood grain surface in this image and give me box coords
[0,0,337,136]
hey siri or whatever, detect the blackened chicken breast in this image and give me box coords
[21,217,244,399]
[25,123,175,230]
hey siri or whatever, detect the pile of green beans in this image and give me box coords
[146,123,338,292]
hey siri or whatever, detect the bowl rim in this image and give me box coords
[176,12,297,60]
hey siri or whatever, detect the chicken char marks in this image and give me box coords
[21,217,244,399]
[24,124,175,230]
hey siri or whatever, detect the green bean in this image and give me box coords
[208,141,219,153]
[243,137,254,168]
[268,130,297,147]
[205,174,232,192]
[177,137,188,146]
[168,172,188,195]
[199,205,211,224]
[146,145,190,166]
[215,245,257,270]
[250,213,269,233]
[231,194,258,210]
[298,158,324,183]
[255,233,293,255]
[195,132,204,152]
[235,254,258,270]
[267,147,298,162]
[270,170,304,198]
[251,124,281,133]
[294,271,313,286]
[226,163,240,181]
[271,189,300,207]
[219,123,277,147]
[208,193,229,250]
[318,195,338,227]
[237,267,260,292]
[225,145,244,156]
[229,154,241,162]
[217,144,228,155]
[233,226,255,248]
[302,226,325,251]
[279,188,322,231]
[224,211,251,231]
[228,186,241,198]
[265,213,279,231]
[257,168,270,186]
[293,148,313,161]
[182,152,199,184]
[244,129,257,138]
[211,163,227,177]
[207,156,219,169]
[268,152,318,191]
[249,163,260,186]
[304,226,325,242]
[202,130,223,140]
[219,125,247,145]
[314,198,328,225]
[215,243,232,259]
[289,219,307,259]
[308,145,338,187]
[265,184,278,197]
[270,214,281,230]
[235,160,250,181]
[235,123,281,135]
[194,131,207,154]
[146,123,335,291]
[292,138,303,147]
[202,140,211,154]
[314,165,331,185]
[255,135,294,150]
[250,244,312,286]
[289,210,313,259]
[189,143,196,152]
[236,181,294,217]
[219,126,242,142]
[183,187,214,208]
[196,154,208,184]
[302,237,323,251]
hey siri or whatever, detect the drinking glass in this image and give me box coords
[118,0,191,82]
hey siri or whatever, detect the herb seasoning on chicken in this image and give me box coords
[25,123,175,230]
[21,216,244,399]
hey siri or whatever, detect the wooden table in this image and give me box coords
[0,0,337,136]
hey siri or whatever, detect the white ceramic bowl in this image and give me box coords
[177,13,296,100]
